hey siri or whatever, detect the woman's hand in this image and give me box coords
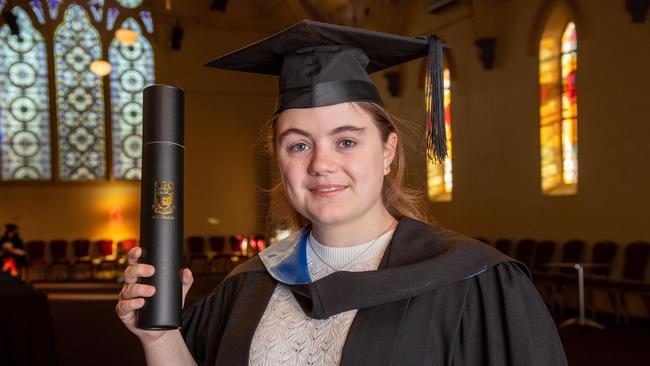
[115,246,193,345]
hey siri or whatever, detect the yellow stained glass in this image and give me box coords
[427,67,452,202]
[539,21,578,195]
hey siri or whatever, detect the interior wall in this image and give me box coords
[388,0,650,244]
[0,0,293,243]
[1,0,648,247]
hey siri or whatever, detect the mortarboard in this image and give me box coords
[206,20,448,163]
[4,223,17,232]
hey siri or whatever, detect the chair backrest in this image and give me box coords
[621,241,650,281]
[494,239,512,256]
[96,239,115,257]
[514,239,536,268]
[591,241,618,277]
[49,240,69,261]
[72,239,91,258]
[208,236,225,254]
[255,234,267,251]
[532,240,556,272]
[187,236,205,256]
[560,239,585,273]
[247,234,258,252]
[117,239,138,255]
[229,235,243,253]
[26,240,46,262]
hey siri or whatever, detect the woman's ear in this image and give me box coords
[383,132,398,169]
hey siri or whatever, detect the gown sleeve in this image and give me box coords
[180,277,239,365]
[452,261,567,366]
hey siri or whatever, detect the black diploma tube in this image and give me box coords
[137,84,185,330]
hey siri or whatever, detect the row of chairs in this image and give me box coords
[185,234,267,275]
[21,234,268,281]
[23,239,137,282]
[481,237,650,322]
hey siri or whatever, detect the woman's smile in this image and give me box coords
[308,184,348,198]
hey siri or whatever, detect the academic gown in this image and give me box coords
[181,217,567,366]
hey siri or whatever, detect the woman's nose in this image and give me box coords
[308,146,336,175]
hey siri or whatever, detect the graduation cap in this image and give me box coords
[4,223,17,232]
[206,20,447,163]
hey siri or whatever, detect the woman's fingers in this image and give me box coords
[181,268,193,287]
[126,247,142,266]
[120,283,156,300]
[123,263,155,284]
[115,297,146,317]
[181,268,193,306]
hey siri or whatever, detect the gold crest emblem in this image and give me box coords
[153,181,175,218]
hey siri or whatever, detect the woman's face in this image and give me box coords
[276,103,397,227]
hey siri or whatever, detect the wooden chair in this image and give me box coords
[94,239,117,280]
[553,239,587,316]
[25,240,47,282]
[186,236,208,275]
[585,241,619,320]
[616,242,650,323]
[493,239,512,256]
[71,239,93,280]
[514,239,536,269]
[48,239,71,281]
[531,240,557,306]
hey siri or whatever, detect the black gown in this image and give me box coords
[181,217,567,365]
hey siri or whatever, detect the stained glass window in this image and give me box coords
[427,67,452,202]
[28,0,46,24]
[106,6,119,30]
[88,0,104,22]
[109,18,155,180]
[539,21,578,195]
[46,0,62,20]
[117,0,142,8]
[54,4,106,181]
[0,7,52,180]
[139,10,153,33]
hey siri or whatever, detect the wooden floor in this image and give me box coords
[36,275,650,366]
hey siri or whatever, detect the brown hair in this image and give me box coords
[263,102,428,233]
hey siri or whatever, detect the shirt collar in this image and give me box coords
[258,228,312,285]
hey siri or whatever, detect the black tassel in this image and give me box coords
[424,35,447,164]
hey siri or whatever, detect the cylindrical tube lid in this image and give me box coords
[143,84,185,146]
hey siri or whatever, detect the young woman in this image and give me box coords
[116,20,567,366]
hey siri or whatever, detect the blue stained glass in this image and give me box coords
[46,0,62,19]
[54,4,106,180]
[109,18,154,180]
[139,10,153,33]
[88,0,104,22]
[117,0,142,9]
[0,7,52,180]
[29,0,46,24]
[106,7,118,30]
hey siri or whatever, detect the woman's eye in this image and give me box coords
[290,143,310,152]
[338,139,356,148]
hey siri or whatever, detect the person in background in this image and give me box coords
[1,223,27,277]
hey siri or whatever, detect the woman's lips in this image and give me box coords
[309,185,347,197]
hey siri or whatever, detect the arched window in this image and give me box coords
[0,7,52,180]
[109,17,154,180]
[54,4,106,180]
[427,66,452,202]
[0,0,156,182]
[539,10,578,195]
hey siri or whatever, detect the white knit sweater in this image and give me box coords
[249,229,395,366]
